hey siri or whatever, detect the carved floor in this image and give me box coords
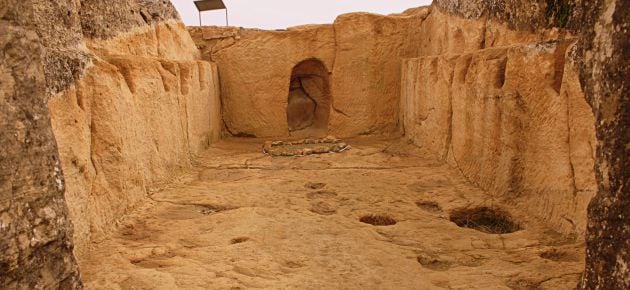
[82,138,584,289]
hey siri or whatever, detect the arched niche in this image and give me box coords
[286,58,331,137]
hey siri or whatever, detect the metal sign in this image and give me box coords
[194,0,229,26]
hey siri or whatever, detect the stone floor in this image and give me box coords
[82,138,585,289]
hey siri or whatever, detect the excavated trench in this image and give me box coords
[37,4,599,289]
[6,0,625,287]
[80,138,586,289]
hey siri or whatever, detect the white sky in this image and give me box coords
[171,0,433,29]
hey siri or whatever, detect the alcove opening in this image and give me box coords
[287,58,331,137]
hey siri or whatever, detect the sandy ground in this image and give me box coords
[82,138,585,289]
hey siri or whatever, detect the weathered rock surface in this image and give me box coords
[1,0,81,288]
[78,0,179,40]
[572,1,629,288]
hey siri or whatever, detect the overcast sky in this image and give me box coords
[171,0,432,29]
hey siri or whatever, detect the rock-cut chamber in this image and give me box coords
[287,58,331,137]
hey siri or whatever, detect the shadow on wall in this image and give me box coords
[287,58,332,138]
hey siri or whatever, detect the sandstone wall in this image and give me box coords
[20,0,221,265]
[329,12,426,137]
[431,1,628,287]
[48,21,221,262]
[188,8,430,138]
[401,9,597,237]
[2,0,222,283]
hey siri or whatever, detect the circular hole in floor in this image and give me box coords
[416,254,452,271]
[449,206,521,234]
[230,237,250,244]
[310,201,337,215]
[360,214,397,226]
[305,182,326,190]
[415,200,442,212]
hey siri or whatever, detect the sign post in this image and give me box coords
[194,0,228,26]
